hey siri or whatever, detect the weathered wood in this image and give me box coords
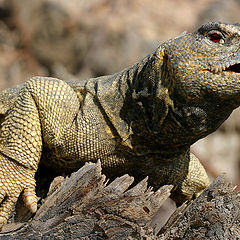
[0,162,239,239]
[159,174,240,239]
[0,161,172,239]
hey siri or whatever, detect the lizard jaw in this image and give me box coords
[223,63,240,73]
[210,62,240,73]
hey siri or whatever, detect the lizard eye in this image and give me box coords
[207,32,224,44]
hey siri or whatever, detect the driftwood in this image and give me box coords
[0,162,239,239]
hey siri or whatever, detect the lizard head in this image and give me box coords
[162,22,240,106]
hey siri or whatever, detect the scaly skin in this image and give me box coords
[0,22,240,227]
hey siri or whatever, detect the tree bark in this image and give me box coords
[0,161,172,239]
[0,162,239,239]
[159,174,240,239]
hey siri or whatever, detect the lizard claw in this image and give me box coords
[0,153,37,229]
[0,196,18,228]
[22,188,38,213]
[0,190,6,204]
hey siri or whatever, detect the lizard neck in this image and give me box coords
[95,52,167,151]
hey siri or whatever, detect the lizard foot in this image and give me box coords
[0,153,37,229]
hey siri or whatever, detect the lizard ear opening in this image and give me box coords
[154,48,174,130]
[131,46,173,132]
[132,46,170,98]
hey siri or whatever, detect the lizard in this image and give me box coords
[0,21,240,228]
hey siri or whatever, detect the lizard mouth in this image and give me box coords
[209,62,240,74]
[223,63,240,73]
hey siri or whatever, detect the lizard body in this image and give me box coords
[0,22,240,227]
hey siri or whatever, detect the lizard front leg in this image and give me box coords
[169,151,210,203]
[179,152,210,201]
[0,87,42,227]
[0,77,80,228]
[138,150,210,204]
[0,155,37,227]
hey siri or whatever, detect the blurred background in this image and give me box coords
[0,0,240,187]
